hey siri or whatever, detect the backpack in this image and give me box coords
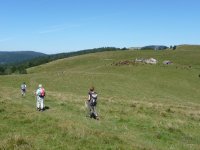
[40,88,45,97]
[21,84,26,90]
[90,92,97,106]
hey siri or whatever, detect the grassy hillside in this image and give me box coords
[0,45,200,149]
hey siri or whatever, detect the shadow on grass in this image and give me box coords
[44,106,50,110]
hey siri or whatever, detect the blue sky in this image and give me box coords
[0,0,199,54]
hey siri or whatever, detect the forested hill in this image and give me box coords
[0,51,47,64]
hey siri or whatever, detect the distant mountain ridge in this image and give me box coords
[0,51,47,64]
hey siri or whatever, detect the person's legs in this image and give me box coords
[86,101,91,116]
[21,89,25,96]
[23,89,26,96]
[90,106,94,118]
[40,98,44,110]
[36,96,40,110]
[90,105,97,118]
[93,106,98,117]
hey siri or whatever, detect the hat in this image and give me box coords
[38,84,42,88]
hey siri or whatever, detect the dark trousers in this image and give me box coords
[87,101,98,117]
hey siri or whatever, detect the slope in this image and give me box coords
[0,45,200,150]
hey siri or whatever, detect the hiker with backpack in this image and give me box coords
[21,82,27,96]
[35,84,46,111]
[87,87,99,119]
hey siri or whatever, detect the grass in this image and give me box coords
[0,45,200,149]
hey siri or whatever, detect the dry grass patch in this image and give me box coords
[0,135,34,150]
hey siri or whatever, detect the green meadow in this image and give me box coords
[0,45,200,150]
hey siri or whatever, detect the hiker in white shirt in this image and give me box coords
[35,84,46,111]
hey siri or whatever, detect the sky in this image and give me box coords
[0,0,199,54]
